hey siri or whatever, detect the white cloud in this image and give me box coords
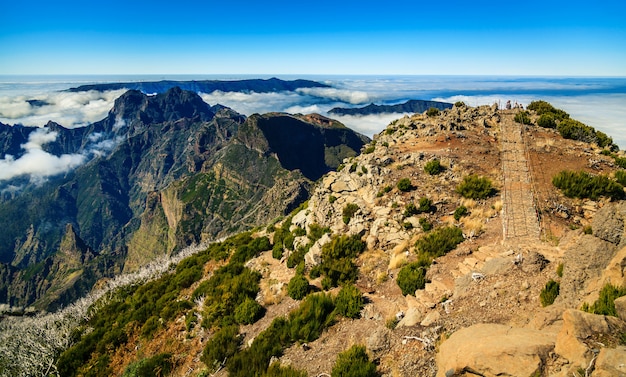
[0,89,127,128]
[0,128,86,183]
[199,90,305,115]
[331,113,411,138]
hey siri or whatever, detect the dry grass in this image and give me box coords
[389,251,408,270]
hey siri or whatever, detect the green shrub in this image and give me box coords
[363,145,375,154]
[527,100,569,119]
[329,195,337,203]
[583,225,593,235]
[201,325,240,371]
[140,316,160,339]
[453,205,468,221]
[320,235,366,288]
[342,203,359,224]
[376,185,392,197]
[349,163,358,173]
[287,246,307,268]
[122,353,173,377]
[287,274,310,300]
[557,119,595,143]
[397,178,413,192]
[288,293,336,342]
[537,113,556,128]
[335,284,364,319]
[595,131,613,148]
[331,345,378,377]
[514,111,532,125]
[404,202,418,217]
[456,175,495,199]
[616,170,626,186]
[454,101,466,108]
[540,279,560,307]
[616,157,626,169]
[581,283,626,316]
[426,107,440,117]
[419,217,432,232]
[556,263,564,278]
[396,259,430,295]
[415,226,464,260]
[234,297,263,325]
[308,223,330,243]
[418,197,433,213]
[424,159,444,175]
[265,363,308,377]
[552,170,625,200]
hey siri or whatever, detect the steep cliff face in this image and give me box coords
[0,88,368,309]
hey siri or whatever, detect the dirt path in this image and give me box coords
[500,113,541,241]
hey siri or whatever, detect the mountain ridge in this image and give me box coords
[328,99,453,116]
[66,77,330,94]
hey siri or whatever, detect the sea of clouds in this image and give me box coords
[1,76,624,185]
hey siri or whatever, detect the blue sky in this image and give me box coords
[1,0,625,75]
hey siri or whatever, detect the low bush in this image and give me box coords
[376,185,392,197]
[540,279,560,307]
[331,345,378,377]
[615,157,626,169]
[335,284,364,319]
[342,203,359,224]
[456,175,495,199]
[557,119,595,143]
[616,170,626,186]
[419,217,432,232]
[415,226,464,260]
[581,283,626,316]
[418,197,433,213]
[404,203,418,217]
[396,260,429,295]
[453,205,468,221]
[201,325,240,371]
[454,101,466,107]
[537,113,556,129]
[308,223,330,243]
[426,107,440,117]
[527,100,569,120]
[319,235,366,288]
[424,159,444,175]
[396,178,414,192]
[234,297,263,325]
[265,363,308,377]
[122,353,173,377]
[552,170,624,200]
[514,111,532,125]
[287,274,310,300]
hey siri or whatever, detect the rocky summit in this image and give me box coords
[1,101,625,377]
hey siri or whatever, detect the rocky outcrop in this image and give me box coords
[436,323,555,377]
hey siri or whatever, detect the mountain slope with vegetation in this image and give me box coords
[0,88,368,311]
[2,100,626,377]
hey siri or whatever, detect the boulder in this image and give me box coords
[420,310,441,327]
[594,346,626,377]
[554,309,626,369]
[397,307,423,327]
[436,323,554,377]
[366,327,391,358]
[592,201,626,246]
[616,296,626,322]
[304,233,331,267]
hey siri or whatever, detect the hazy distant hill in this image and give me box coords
[0,87,368,310]
[328,99,452,116]
[66,77,329,93]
